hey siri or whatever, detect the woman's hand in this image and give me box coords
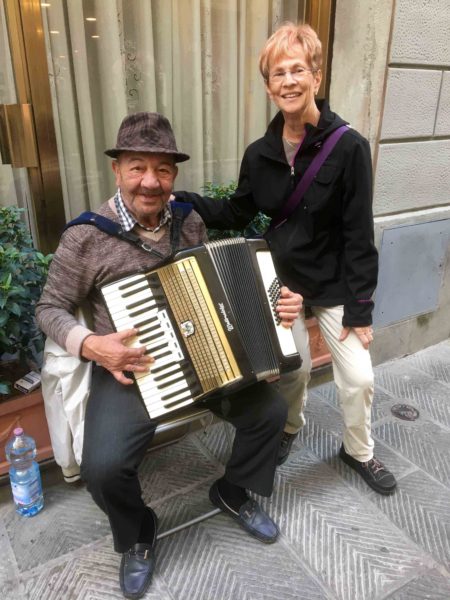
[339,326,374,350]
[276,286,303,328]
[81,329,154,385]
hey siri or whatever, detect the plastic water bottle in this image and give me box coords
[5,428,44,517]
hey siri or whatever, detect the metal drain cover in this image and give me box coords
[391,403,419,421]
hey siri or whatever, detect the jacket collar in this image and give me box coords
[261,99,348,161]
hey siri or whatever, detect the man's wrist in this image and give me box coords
[66,325,95,357]
[80,333,98,361]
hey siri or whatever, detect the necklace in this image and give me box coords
[283,137,300,149]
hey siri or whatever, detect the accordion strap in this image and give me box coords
[64,201,193,259]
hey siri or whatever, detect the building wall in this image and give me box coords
[330,0,450,365]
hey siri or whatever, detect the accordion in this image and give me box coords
[101,238,301,419]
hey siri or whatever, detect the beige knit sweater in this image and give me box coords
[35,199,208,357]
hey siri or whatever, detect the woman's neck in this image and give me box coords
[283,105,321,142]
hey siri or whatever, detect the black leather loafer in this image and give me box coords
[209,481,279,543]
[120,508,158,599]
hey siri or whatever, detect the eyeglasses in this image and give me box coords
[268,67,315,83]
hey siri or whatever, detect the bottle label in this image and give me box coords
[11,477,41,506]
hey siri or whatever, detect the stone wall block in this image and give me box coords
[374,141,450,214]
[381,69,442,139]
[435,71,450,135]
[390,0,450,66]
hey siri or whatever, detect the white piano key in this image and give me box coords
[145,387,194,411]
[138,370,187,394]
[112,306,161,330]
[134,361,179,381]
[108,299,161,322]
[149,395,194,418]
[105,288,157,310]
[102,274,147,296]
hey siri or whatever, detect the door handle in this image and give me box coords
[0,103,38,167]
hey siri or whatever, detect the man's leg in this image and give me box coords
[274,313,312,464]
[208,381,287,542]
[314,306,396,494]
[81,366,158,599]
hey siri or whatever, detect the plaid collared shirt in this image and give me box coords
[114,189,172,233]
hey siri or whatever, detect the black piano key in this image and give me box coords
[126,294,165,311]
[151,361,178,374]
[161,384,191,401]
[133,315,159,329]
[129,303,163,318]
[118,276,147,290]
[137,323,161,336]
[147,342,168,353]
[122,283,150,299]
[157,374,186,389]
[145,349,172,358]
[139,332,164,344]
[163,385,202,408]
[153,362,192,382]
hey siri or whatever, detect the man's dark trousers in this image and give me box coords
[81,366,287,552]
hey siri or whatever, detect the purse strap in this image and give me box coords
[269,124,349,230]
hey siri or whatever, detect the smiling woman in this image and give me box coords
[173,21,396,493]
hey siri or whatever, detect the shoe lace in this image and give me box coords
[280,432,291,449]
[366,457,385,475]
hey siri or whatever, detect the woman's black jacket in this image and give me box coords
[175,100,378,327]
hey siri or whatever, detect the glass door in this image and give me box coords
[0,2,35,235]
[0,0,65,254]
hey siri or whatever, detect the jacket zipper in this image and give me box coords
[290,165,295,190]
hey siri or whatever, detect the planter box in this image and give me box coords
[307,317,332,368]
[0,388,53,476]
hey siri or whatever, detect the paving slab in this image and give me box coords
[0,340,449,599]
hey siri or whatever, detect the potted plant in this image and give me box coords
[203,181,271,240]
[0,206,54,475]
[0,206,52,395]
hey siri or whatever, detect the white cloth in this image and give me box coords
[278,305,375,462]
[41,307,92,471]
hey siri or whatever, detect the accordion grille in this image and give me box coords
[158,257,241,393]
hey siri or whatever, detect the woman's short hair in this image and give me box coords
[259,22,322,81]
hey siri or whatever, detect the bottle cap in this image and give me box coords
[13,427,24,436]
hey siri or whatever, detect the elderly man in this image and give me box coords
[36,112,301,600]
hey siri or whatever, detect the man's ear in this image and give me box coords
[111,160,121,185]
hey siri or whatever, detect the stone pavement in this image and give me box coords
[0,340,449,599]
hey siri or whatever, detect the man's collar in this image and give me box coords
[114,189,171,233]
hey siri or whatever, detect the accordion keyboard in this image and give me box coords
[101,257,241,419]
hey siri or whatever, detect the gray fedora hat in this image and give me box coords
[105,112,190,162]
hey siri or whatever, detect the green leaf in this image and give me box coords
[9,302,22,317]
